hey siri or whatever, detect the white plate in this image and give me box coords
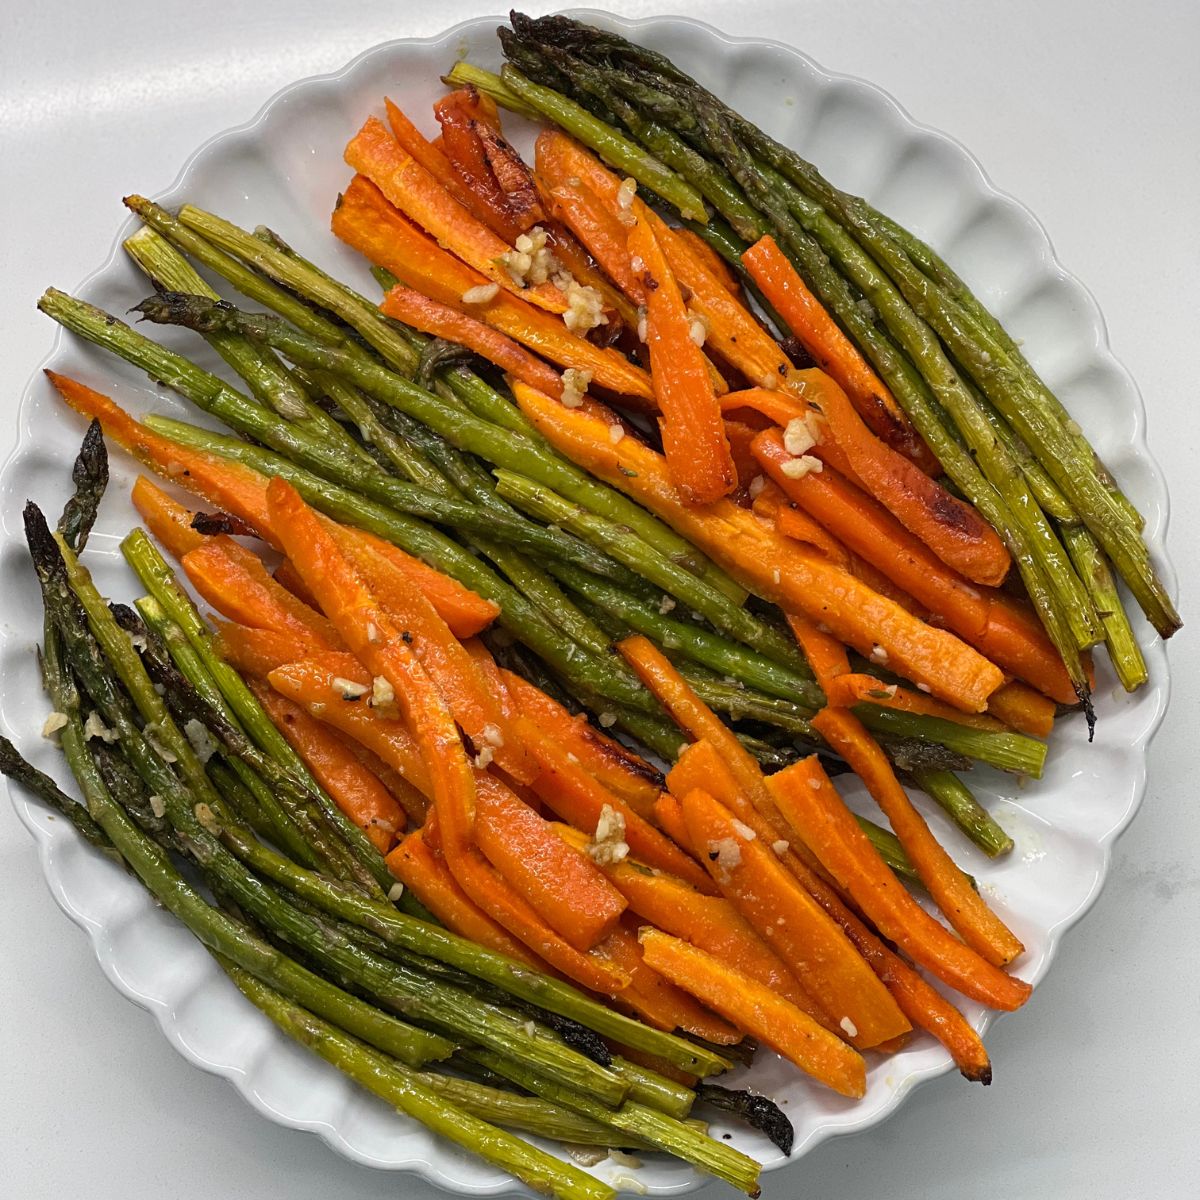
[0,8,1176,1196]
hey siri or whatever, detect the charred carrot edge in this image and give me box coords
[47,372,277,540]
[811,707,1024,968]
[181,536,344,649]
[472,773,627,952]
[742,234,937,472]
[790,368,1009,586]
[499,668,662,818]
[130,476,206,559]
[379,286,566,400]
[679,786,911,1050]
[265,479,626,995]
[592,921,743,1044]
[827,673,1008,733]
[512,382,1004,712]
[627,213,735,504]
[345,116,567,313]
[640,929,867,1098]
[326,524,535,785]
[768,755,1032,1011]
[986,679,1056,738]
[250,680,405,852]
[332,175,655,403]
[386,830,545,968]
[785,612,851,694]
[514,713,717,895]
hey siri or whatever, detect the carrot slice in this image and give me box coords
[675,227,742,296]
[182,536,344,649]
[332,175,654,404]
[384,97,485,215]
[326,523,535,785]
[827,673,1007,732]
[653,791,692,850]
[250,680,405,852]
[514,714,716,895]
[591,919,743,1043]
[266,478,624,995]
[513,382,1005,712]
[784,612,850,695]
[499,669,662,818]
[379,286,566,400]
[472,773,627,952]
[986,679,1056,738]
[673,739,993,1079]
[639,929,867,1098]
[330,731,428,827]
[542,178,646,303]
[769,754,1031,1010]
[811,707,1024,967]
[344,116,566,313]
[628,213,734,504]
[679,787,911,1049]
[386,829,544,967]
[742,235,936,472]
[273,557,322,610]
[131,476,206,559]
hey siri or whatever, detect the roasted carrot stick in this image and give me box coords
[672,740,993,1079]
[386,829,545,967]
[212,621,324,680]
[785,612,851,694]
[344,116,566,312]
[379,286,566,399]
[250,680,405,852]
[385,97,486,215]
[47,372,276,538]
[513,381,1005,711]
[513,713,715,895]
[542,178,646,302]
[986,679,1056,738]
[131,476,206,559]
[826,673,1007,733]
[743,234,936,472]
[266,479,625,994]
[653,791,692,850]
[499,669,663,818]
[640,929,867,1098]
[472,774,627,952]
[272,557,322,610]
[769,755,1031,1010]
[591,919,743,1044]
[679,787,911,1049]
[330,730,428,826]
[675,227,742,296]
[327,523,535,785]
[332,175,654,404]
[628,213,734,504]
[182,536,344,649]
[810,708,1024,967]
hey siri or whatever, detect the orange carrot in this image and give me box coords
[499,669,663,818]
[591,920,743,1043]
[742,235,936,473]
[273,557,322,610]
[344,116,566,312]
[987,679,1056,738]
[472,774,627,952]
[653,791,692,851]
[766,495,850,566]
[182,536,344,649]
[386,830,544,968]
[212,621,323,680]
[130,476,206,559]
[250,681,405,852]
[332,175,654,404]
[330,731,428,826]
[327,523,535,785]
[543,223,639,327]
[679,787,911,1049]
[629,208,734,504]
[513,381,1005,711]
[826,673,1007,732]
[675,227,742,296]
[640,929,867,1098]
[672,740,993,1079]
[542,178,646,302]
[47,372,277,540]
[784,612,850,695]
[811,708,1024,967]
[385,97,485,215]
[379,285,566,399]
[266,479,624,994]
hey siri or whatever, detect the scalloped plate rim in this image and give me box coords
[0,8,1176,1196]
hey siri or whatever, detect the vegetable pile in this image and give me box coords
[2,13,1179,1197]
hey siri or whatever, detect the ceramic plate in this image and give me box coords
[0,9,1175,1195]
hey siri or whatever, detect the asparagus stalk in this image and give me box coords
[914,769,1014,858]
[57,418,108,554]
[221,963,617,1200]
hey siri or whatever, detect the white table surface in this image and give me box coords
[2,2,1196,1197]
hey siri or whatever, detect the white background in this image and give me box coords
[1,2,1197,1197]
